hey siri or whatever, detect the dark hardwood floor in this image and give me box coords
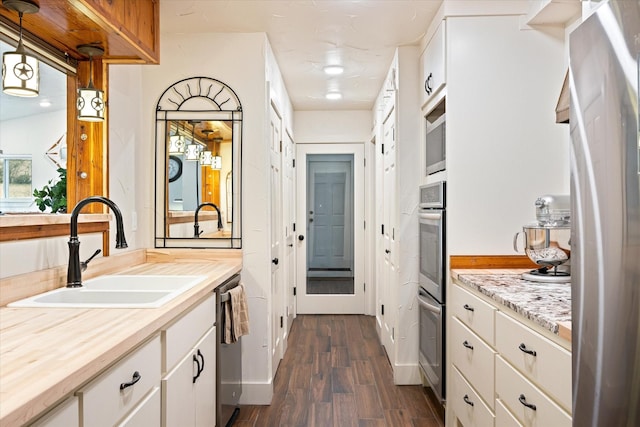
[232,314,445,426]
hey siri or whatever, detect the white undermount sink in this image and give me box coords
[8,275,208,308]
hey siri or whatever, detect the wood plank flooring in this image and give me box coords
[233,314,445,426]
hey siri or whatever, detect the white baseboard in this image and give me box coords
[393,362,421,385]
[237,380,274,405]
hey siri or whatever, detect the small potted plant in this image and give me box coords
[33,168,67,213]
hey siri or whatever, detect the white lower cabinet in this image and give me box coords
[28,396,79,427]
[450,366,494,427]
[496,398,522,427]
[30,292,219,427]
[77,335,162,427]
[162,326,216,427]
[496,356,571,427]
[448,283,571,427]
[118,386,161,427]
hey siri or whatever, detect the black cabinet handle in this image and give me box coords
[197,349,205,375]
[385,249,390,254]
[192,354,201,383]
[425,72,433,95]
[298,235,305,241]
[519,394,537,411]
[462,340,474,350]
[463,304,474,312]
[272,258,279,265]
[119,371,141,390]
[463,394,474,407]
[519,343,537,356]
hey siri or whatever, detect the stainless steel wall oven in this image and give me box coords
[418,181,446,404]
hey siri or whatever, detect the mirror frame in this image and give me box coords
[154,77,242,249]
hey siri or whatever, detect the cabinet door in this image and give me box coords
[28,396,79,427]
[118,387,161,427]
[420,20,446,106]
[163,348,198,427]
[162,326,216,427]
[194,327,216,427]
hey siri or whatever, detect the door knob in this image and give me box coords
[298,235,305,241]
[385,249,390,254]
[272,258,279,265]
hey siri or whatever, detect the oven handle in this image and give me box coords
[417,292,441,315]
[418,212,443,221]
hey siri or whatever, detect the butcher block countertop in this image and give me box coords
[0,249,242,427]
[451,269,572,344]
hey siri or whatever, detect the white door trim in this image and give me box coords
[295,143,365,314]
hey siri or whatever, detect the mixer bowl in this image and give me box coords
[513,224,571,268]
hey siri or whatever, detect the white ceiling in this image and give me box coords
[0,1,442,122]
[160,0,442,111]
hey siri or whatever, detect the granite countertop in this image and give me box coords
[452,269,571,340]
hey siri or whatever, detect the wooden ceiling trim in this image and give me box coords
[0,0,159,63]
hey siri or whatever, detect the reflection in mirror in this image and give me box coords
[155,77,242,248]
[0,39,68,213]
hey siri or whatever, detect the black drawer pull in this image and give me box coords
[462,340,474,350]
[463,304,474,312]
[519,394,537,411]
[519,343,537,356]
[463,394,474,407]
[119,371,141,390]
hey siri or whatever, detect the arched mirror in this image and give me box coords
[155,77,242,248]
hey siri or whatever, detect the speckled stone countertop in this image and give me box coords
[452,269,571,339]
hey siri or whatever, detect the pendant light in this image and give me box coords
[211,137,222,170]
[76,44,105,122]
[185,121,201,161]
[169,122,185,154]
[2,0,40,97]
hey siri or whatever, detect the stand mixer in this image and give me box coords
[513,195,571,283]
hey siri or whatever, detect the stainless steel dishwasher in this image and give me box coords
[215,274,242,427]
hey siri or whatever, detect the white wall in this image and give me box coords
[371,47,422,385]
[127,31,285,405]
[294,110,371,144]
[394,46,421,384]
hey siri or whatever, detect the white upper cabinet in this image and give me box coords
[420,20,446,106]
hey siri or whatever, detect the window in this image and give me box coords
[0,155,33,211]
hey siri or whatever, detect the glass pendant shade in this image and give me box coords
[2,3,40,98]
[211,155,222,170]
[200,150,213,165]
[76,44,105,122]
[77,87,105,122]
[169,135,185,153]
[185,144,200,161]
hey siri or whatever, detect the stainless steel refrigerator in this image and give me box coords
[570,1,640,426]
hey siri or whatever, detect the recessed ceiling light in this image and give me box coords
[323,65,344,76]
[326,92,342,100]
[39,100,51,107]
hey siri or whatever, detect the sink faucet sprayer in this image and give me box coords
[67,196,128,287]
[194,202,223,237]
